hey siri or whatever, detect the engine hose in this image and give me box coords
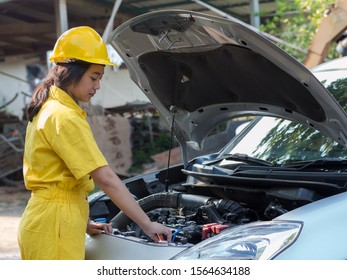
[216,199,244,216]
[110,192,216,230]
[110,192,179,229]
[110,192,246,230]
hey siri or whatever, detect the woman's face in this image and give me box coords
[67,64,105,102]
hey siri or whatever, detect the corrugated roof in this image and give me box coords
[0,0,276,60]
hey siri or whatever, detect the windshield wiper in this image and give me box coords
[281,159,347,170]
[203,153,274,167]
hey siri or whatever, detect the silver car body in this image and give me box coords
[85,10,347,260]
[107,10,347,163]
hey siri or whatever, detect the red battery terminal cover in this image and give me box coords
[202,223,230,239]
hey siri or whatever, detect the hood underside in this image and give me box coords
[138,44,324,120]
[108,10,347,156]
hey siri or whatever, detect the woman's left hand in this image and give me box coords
[86,221,113,235]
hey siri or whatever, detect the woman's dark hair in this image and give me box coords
[26,61,91,122]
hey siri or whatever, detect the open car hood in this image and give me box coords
[108,10,347,162]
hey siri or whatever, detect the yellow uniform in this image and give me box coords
[18,85,108,259]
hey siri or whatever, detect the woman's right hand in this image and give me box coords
[142,221,172,243]
[90,166,172,243]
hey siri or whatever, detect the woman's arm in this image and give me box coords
[90,165,172,242]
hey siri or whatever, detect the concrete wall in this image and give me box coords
[0,58,149,119]
[91,66,149,109]
[0,57,35,120]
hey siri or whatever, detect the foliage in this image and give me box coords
[260,0,340,63]
[130,125,178,174]
[134,132,171,159]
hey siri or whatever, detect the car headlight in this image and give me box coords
[171,221,302,260]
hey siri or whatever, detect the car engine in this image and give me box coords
[89,162,345,246]
[110,192,256,245]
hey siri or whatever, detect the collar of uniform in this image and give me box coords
[49,85,87,118]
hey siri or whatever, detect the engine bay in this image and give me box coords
[89,162,346,246]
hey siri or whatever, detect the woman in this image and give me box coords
[18,26,172,260]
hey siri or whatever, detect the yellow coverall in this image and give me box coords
[18,85,108,259]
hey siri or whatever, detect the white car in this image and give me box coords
[86,10,347,260]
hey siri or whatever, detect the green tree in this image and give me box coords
[260,0,340,63]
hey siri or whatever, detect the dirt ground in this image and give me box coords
[0,183,30,260]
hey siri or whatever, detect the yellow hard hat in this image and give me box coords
[49,26,115,66]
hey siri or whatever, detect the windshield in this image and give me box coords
[219,69,347,165]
